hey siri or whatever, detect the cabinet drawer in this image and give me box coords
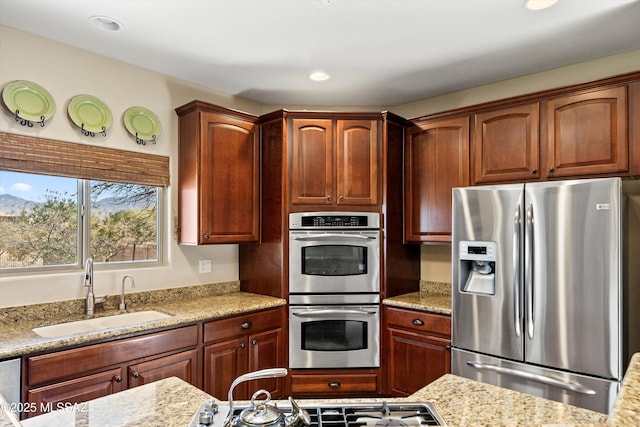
[384,306,450,337]
[291,372,378,395]
[203,308,283,344]
[27,325,198,386]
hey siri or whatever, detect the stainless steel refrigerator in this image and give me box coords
[451,177,640,414]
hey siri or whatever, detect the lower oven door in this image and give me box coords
[289,305,380,369]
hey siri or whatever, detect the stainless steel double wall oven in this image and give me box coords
[288,212,381,369]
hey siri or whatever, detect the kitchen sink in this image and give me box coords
[32,310,173,338]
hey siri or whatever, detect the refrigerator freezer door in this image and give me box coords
[452,184,524,361]
[524,178,622,380]
[452,348,619,414]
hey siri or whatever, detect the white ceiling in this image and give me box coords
[1,0,640,107]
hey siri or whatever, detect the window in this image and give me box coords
[0,131,170,272]
[0,171,162,270]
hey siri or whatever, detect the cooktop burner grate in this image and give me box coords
[225,402,443,427]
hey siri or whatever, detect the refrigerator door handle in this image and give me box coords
[513,205,521,338]
[465,361,596,395]
[525,202,535,339]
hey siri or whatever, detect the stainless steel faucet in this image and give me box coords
[84,258,95,315]
[120,275,135,311]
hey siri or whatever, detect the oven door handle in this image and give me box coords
[292,234,376,241]
[292,309,377,317]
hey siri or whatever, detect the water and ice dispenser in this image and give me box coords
[458,241,496,295]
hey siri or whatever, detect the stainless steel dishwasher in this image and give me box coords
[0,358,21,418]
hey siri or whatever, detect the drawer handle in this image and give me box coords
[241,321,252,329]
[113,375,122,383]
[412,318,424,326]
[132,371,140,379]
[328,381,341,388]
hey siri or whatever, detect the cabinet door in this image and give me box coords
[203,337,248,400]
[128,349,198,388]
[543,86,628,178]
[26,367,125,417]
[199,112,260,243]
[387,328,451,397]
[473,103,540,183]
[290,119,334,205]
[247,328,285,399]
[336,120,379,205]
[404,116,470,243]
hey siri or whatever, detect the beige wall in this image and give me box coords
[2,24,640,304]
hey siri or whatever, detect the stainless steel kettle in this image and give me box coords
[223,368,310,427]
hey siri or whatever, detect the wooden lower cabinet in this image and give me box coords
[202,307,286,400]
[384,306,451,397]
[290,370,379,397]
[22,325,199,418]
[27,367,126,416]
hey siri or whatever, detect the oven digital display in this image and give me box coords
[300,216,368,227]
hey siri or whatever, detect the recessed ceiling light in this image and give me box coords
[89,15,122,32]
[310,71,330,81]
[524,0,559,10]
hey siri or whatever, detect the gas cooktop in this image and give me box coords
[189,401,447,427]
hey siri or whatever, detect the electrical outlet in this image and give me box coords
[199,259,212,273]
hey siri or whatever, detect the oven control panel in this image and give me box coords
[290,212,380,229]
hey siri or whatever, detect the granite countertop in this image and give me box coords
[16,365,627,427]
[13,353,640,426]
[383,281,452,315]
[0,282,286,359]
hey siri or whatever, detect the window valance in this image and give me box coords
[0,132,170,187]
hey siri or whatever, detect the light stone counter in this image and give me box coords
[0,281,286,359]
[383,281,452,315]
[15,354,640,427]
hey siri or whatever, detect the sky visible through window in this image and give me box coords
[0,171,77,202]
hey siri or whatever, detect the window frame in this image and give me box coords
[0,132,169,274]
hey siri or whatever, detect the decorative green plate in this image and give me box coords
[123,106,162,142]
[67,94,113,133]
[2,80,56,122]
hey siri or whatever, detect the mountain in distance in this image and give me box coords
[0,194,151,217]
[0,194,38,216]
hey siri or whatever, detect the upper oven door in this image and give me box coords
[289,230,380,294]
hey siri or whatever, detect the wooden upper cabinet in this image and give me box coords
[176,101,260,244]
[290,118,379,208]
[404,116,470,243]
[336,120,379,205]
[472,103,540,184]
[543,86,628,178]
[290,119,334,205]
[631,81,640,176]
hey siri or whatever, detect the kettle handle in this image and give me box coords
[224,368,288,427]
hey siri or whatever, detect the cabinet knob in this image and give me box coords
[239,342,246,348]
[113,375,122,383]
[326,195,332,201]
[203,234,210,239]
[251,339,257,346]
[339,195,344,201]
[241,321,252,329]
[412,318,424,326]
[328,381,341,389]
[531,168,537,174]
[132,371,140,379]
[548,167,555,173]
